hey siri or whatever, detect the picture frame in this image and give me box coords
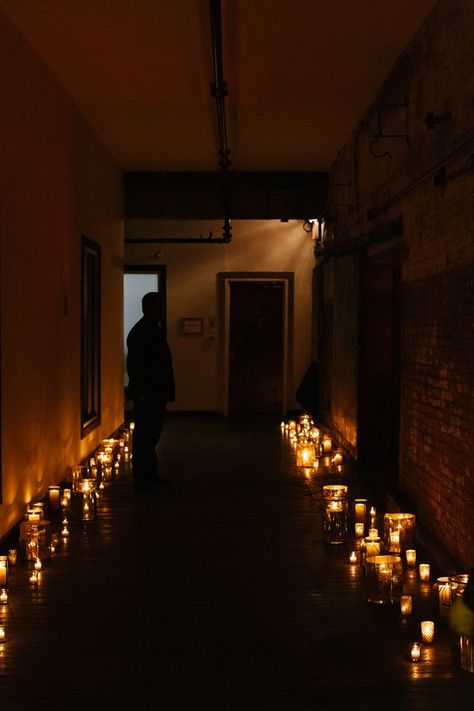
[181,317,204,335]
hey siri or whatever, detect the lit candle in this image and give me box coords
[421,620,435,643]
[419,563,430,582]
[0,589,8,604]
[349,551,357,564]
[27,510,40,522]
[332,450,343,466]
[354,500,367,523]
[322,436,332,453]
[61,525,70,537]
[0,560,7,587]
[29,570,39,584]
[355,522,365,538]
[48,486,61,511]
[369,506,376,517]
[406,549,417,566]
[280,421,285,430]
[410,642,422,661]
[400,595,413,616]
[34,558,42,571]
[129,421,135,431]
[368,527,378,538]
[0,626,5,641]
[63,488,72,501]
[389,530,400,551]
[7,549,17,566]
[436,577,452,615]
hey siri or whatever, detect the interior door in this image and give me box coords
[228,281,284,413]
[358,253,401,465]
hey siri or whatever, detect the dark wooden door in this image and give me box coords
[358,253,401,465]
[229,281,284,413]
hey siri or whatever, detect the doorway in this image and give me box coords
[218,273,293,415]
[358,251,401,465]
[123,266,166,390]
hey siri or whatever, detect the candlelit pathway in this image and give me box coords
[1,414,473,710]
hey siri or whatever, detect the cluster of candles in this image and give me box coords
[281,417,472,671]
[281,416,343,472]
[0,426,133,646]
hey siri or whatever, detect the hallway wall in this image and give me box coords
[322,0,474,566]
[125,219,315,412]
[0,11,124,538]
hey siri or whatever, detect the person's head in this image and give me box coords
[142,292,165,321]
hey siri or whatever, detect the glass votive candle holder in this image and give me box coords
[332,449,343,466]
[366,554,403,604]
[400,595,413,616]
[419,563,430,582]
[406,549,417,566]
[435,576,452,616]
[368,527,378,538]
[355,522,365,538]
[421,620,435,643]
[296,440,316,468]
[7,549,17,566]
[410,642,422,661]
[322,435,333,453]
[349,551,358,564]
[0,589,8,604]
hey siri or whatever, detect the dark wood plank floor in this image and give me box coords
[1,414,473,710]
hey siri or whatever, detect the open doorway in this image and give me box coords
[123,266,166,400]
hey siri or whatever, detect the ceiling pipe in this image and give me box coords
[210,0,232,242]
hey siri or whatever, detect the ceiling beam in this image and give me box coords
[123,171,329,220]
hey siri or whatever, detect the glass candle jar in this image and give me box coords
[360,535,382,569]
[383,513,416,553]
[296,440,316,468]
[419,563,430,582]
[322,485,348,544]
[410,642,422,661]
[400,595,413,616]
[0,558,7,587]
[405,549,417,566]
[354,499,367,524]
[421,620,435,643]
[460,635,474,673]
[48,486,61,512]
[366,554,403,604]
[435,576,452,616]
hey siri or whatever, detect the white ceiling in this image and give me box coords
[1,0,435,172]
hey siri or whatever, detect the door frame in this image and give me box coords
[217,272,294,416]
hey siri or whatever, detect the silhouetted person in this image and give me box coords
[126,292,175,491]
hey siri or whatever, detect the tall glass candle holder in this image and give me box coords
[296,440,316,468]
[0,558,7,587]
[322,485,348,544]
[48,486,61,512]
[383,513,416,553]
[354,499,367,524]
[78,480,97,521]
[322,435,333,453]
[460,635,474,673]
[366,554,403,604]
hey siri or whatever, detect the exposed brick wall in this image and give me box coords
[319,0,474,566]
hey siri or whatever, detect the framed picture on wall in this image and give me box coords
[181,317,204,335]
[81,236,101,437]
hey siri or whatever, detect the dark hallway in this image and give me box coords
[1,415,472,710]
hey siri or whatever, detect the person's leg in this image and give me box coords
[132,401,166,489]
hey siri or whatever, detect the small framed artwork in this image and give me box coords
[181,317,204,335]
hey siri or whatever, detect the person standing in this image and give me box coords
[126,291,175,491]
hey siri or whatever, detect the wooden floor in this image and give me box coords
[1,414,473,710]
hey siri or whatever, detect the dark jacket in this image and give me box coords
[126,317,175,404]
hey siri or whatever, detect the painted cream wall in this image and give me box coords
[125,219,315,411]
[0,10,123,537]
